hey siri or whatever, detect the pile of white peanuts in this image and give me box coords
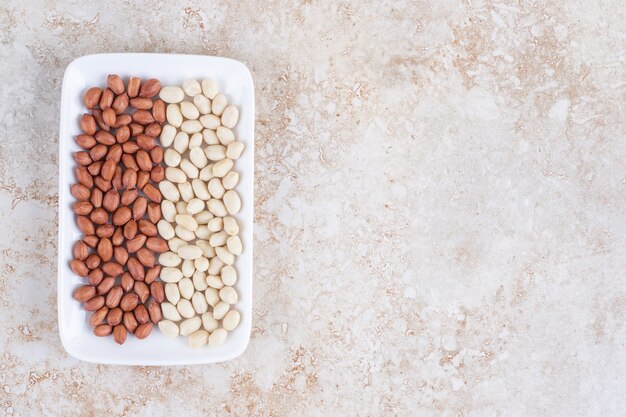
[156,79,243,348]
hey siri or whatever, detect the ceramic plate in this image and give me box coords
[58,53,254,365]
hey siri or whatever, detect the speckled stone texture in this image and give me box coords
[0,0,624,416]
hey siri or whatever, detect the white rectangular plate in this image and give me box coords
[58,53,254,365]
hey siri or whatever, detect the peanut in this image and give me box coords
[70,75,166,344]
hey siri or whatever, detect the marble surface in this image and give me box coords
[0,0,624,415]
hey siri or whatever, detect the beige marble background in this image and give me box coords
[0,0,625,416]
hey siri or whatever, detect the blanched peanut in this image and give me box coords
[204,145,226,161]
[213,301,230,320]
[222,171,239,190]
[223,190,241,214]
[168,237,186,252]
[201,312,218,331]
[189,329,209,348]
[202,129,219,145]
[195,226,211,239]
[164,148,182,167]
[207,217,223,233]
[219,286,238,304]
[216,246,234,265]
[211,94,227,116]
[180,102,199,120]
[208,257,224,275]
[181,120,202,134]
[193,269,208,290]
[165,167,186,183]
[180,159,199,178]
[192,291,208,314]
[179,316,201,336]
[221,265,237,286]
[204,288,220,307]
[207,199,227,217]
[178,277,194,299]
[189,132,203,148]
[208,177,225,199]
[223,216,239,235]
[199,114,220,130]
[175,225,195,241]
[160,125,177,147]
[174,131,189,154]
[161,302,182,320]
[155,79,245,344]
[158,320,180,338]
[208,328,227,346]
[166,103,183,127]
[221,106,239,128]
[194,210,213,224]
[157,220,175,239]
[227,235,243,255]
[189,147,208,168]
[159,180,180,202]
[194,95,211,114]
[176,201,188,214]
[206,275,224,289]
[209,231,228,247]
[226,142,244,160]
[186,198,204,214]
[216,126,235,145]
[159,251,182,267]
[222,310,240,331]
[178,244,202,260]
[182,259,195,277]
[177,298,195,318]
[178,182,194,202]
[160,86,185,103]
[162,200,177,222]
[201,79,218,99]
[183,79,202,96]
[212,158,233,178]
[197,240,216,258]
[175,214,198,232]
[165,282,180,304]
[192,179,210,200]
[194,257,209,273]
[160,267,183,283]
